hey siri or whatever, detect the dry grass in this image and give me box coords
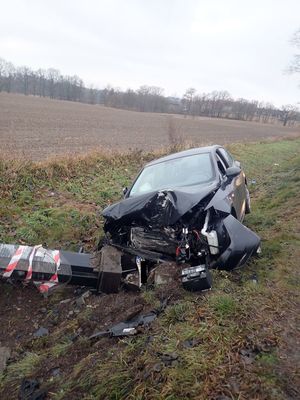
[0,138,299,399]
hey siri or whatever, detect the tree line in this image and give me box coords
[0,58,84,102]
[0,57,299,126]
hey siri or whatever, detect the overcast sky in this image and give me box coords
[0,0,299,106]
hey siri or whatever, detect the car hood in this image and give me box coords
[102,181,219,229]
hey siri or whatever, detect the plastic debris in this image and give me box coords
[89,297,168,340]
[33,327,49,338]
[18,379,47,400]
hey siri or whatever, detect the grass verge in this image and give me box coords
[0,138,299,399]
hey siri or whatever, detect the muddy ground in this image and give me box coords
[0,265,183,399]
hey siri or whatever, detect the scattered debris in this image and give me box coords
[18,378,47,400]
[75,296,86,307]
[33,327,49,338]
[89,297,168,340]
[250,273,258,284]
[89,312,156,339]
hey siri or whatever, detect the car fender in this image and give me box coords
[212,214,260,270]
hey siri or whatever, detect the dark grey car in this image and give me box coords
[102,145,260,291]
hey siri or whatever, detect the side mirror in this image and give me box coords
[122,187,128,197]
[235,160,241,168]
[226,166,241,179]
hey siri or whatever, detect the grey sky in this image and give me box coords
[0,0,299,107]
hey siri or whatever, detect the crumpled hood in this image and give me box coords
[102,181,219,229]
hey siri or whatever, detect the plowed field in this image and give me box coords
[0,93,299,160]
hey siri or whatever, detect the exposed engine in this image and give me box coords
[102,186,260,292]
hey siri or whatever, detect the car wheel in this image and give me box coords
[245,187,251,214]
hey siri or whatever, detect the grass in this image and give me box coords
[0,138,299,399]
[208,294,238,318]
[0,353,41,387]
[0,150,148,249]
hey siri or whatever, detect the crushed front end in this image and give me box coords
[101,185,260,292]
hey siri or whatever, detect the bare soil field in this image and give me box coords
[0,93,299,160]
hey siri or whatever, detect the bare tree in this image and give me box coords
[182,88,196,115]
[281,104,299,126]
[135,85,166,112]
[19,66,31,95]
[46,68,60,98]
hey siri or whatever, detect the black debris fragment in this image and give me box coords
[89,297,169,340]
[18,379,46,400]
[88,313,156,339]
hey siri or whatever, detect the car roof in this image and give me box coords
[145,145,222,167]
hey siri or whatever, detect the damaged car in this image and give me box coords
[101,145,261,292]
[0,145,260,295]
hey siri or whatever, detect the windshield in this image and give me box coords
[129,152,215,197]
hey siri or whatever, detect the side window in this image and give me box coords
[216,154,226,176]
[218,148,234,167]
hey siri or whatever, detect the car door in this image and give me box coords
[214,152,237,213]
[216,148,245,221]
